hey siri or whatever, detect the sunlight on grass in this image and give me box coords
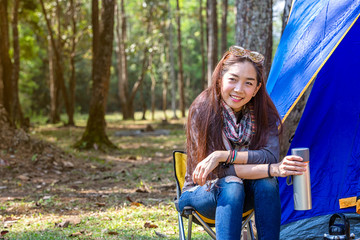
[3,202,210,239]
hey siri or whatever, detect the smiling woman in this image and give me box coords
[178,46,308,239]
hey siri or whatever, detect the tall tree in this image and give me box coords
[116,0,152,120]
[40,0,72,124]
[68,0,78,126]
[11,0,25,127]
[176,0,185,117]
[149,55,157,121]
[168,0,177,119]
[221,0,228,55]
[235,0,273,77]
[199,0,206,90]
[0,0,14,123]
[161,48,169,121]
[116,0,130,119]
[0,56,3,107]
[207,0,217,87]
[75,0,115,150]
[47,9,61,123]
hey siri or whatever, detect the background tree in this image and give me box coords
[235,0,273,78]
[75,0,115,150]
[206,0,217,87]
[0,0,290,131]
[68,0,78,126]
[168,0,177,119]
[176,0,185,117]
[116,0,130,119]
[199,0,206,90]
[0,0,14,123]
[11,0,26,127]
[221,0,228,55]
[40,0,73,124]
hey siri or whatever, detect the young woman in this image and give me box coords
[178,46,307,240]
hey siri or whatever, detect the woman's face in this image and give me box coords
[221,61,261,112]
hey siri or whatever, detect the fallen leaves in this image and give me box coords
[55,217,81,228]
[69,230,92,237]
[17,174,30,181]
[95,202,106,207]
[107,231,119,235]
[3,217,20,228]
[1,230,9,237]
[144,222,158,228]
[126,196,143,207]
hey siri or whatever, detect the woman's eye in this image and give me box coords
[246,81,253,86]
[229,78,236,81]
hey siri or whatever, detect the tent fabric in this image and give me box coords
[267,0,360,120]
[266,0,360,226]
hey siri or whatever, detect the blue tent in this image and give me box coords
[267,0,360,238]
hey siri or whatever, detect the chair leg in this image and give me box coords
[178,213,186,240]
[247,219,255,240]
[192,211,216,240]
[187,215,193,240]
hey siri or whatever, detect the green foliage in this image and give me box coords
[12,0,283,120]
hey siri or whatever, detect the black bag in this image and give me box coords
[323,213,355,240]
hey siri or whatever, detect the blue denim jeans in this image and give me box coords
[178,176,281,240]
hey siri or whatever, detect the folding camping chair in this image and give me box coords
[173,150,256,240]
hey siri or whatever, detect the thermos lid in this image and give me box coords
[291,148,310,162]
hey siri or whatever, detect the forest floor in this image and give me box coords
[0,112,208,239]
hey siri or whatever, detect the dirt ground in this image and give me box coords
[0,115,177,219]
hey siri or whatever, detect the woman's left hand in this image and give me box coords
[192,151,227,186]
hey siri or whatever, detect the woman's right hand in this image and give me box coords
[272,155,308,177]
[192,151,228,186]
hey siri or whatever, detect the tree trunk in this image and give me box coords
[168,0,178,119]
[140,83,146,120]
[280,81,314,158]
[48,26,60,123]
[207,0,217,87]
[0,56,3,106]
[162,64,168,121]
[161,38,169,122]
[75,0,116,150]
[11,0,25,127]
[0,0,13,123]
[281,0,292,35]
[116,0,131,120]
[221,0,228,55]
[128,46,149,117]
[68,0,77,126]
[40,0,72,124]
[176,0,185,117]
[150,69,156,121]
[199,0,206,90]
[235,0,273,78]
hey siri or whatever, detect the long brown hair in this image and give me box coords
[186,50,281,178]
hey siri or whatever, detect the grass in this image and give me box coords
[0,110,210,239]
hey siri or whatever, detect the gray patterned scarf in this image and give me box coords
[222,101,256,150]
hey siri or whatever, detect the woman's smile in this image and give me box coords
[230,94,243,102]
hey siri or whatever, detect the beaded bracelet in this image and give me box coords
[230,150,237,164]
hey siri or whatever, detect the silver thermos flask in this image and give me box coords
[291,148,312,210]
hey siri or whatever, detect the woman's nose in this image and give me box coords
[234,83,243,92]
